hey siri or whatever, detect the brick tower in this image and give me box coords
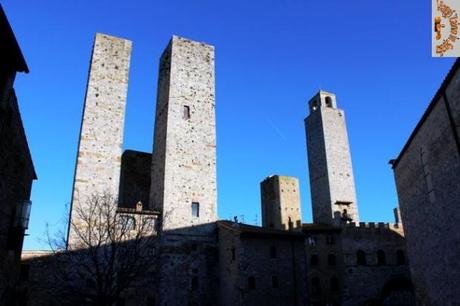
[149,36,217,230]
[305,90,359,225]
[261,175,302,231]
[68,33,132,245]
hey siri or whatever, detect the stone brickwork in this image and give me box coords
[68,33,131,244]
[155,225,219,306]
[218,221,308,306]
[392,60,460,305]
[340,224,413,305]
[118,150,152,209]
[150,36,217,230]
[260,175,302,231]
[305,90,359,225]
[304,223,414,306]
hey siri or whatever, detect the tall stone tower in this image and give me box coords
[150,36,217,230]
[261,175,302,231]
[305,90,359,225]
[68,33,131,244]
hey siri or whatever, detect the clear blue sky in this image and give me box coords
[3,0,454,250]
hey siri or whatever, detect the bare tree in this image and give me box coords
[46,193,158,306]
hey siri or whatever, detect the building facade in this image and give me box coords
[261,175,302,231]
[305,91,359,225]
[149,36,217,231]
[0,5,36,305]
[392,59,460,305]
[67,33,132,247]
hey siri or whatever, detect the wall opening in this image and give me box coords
[377,250,386,265]
[183,105,191,120]
[357,250,366,265]
[191,202,199,217]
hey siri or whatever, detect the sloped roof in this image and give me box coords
[0,4,29,73]
[392,58,460,168]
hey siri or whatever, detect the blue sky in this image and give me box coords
[3,0,455,250]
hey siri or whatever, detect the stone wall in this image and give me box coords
[260,175,302,230]
[305,91,359,225]
[118,150,152,209]
[304,224,413,306]
[150,36,217,230]
[393,61,460,305]
[340,224,413,306]
[156,224,219,306]
[68,33,131,244]
[218,221,308,306]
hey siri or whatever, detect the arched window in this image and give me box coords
[310,254,319,266]
[330,276,339,291]
[311,277,321,295]
[248,276,256,290]
[325,96,333,107]
[357,250,366,265]
[396,250,405,265]
[328,253,336,266]
[377,250,386,265]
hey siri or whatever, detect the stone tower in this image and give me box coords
[261,175,302,231]
[149,36,217,230]
[305,90,359,225]
[68,33,131,244]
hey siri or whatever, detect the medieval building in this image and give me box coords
[391,58,460,305]
[19,32,421,306]
[0,5,36,305]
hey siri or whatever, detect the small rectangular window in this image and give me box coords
[272,275,279,288]
[192,202,199,217]
[270,246,277,259]
[183,105,190,120]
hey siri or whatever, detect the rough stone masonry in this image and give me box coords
[305,91,360,225]
[68,33,132,245]
[149,36,217,231]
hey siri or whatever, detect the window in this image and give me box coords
[325,96,333,107]
[272,275,279,288]
[183,105,191,119]
[330,276,339,291]
[328,254,336,266]
[231,247,236,260]
[248,276,256,290]
[357,250,366,265]
[311,100,318,111]
[326,235,335,245]
[191,276,199,291]
[121,215,136,230]
[270,246,277,259]
[191,202,199,217]
[311,277,321,295]
[308,236,318,246]
[377,250,386,265]
[310,254,319,266]
[396,250,405,265]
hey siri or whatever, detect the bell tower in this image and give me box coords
[305,90,359,225]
